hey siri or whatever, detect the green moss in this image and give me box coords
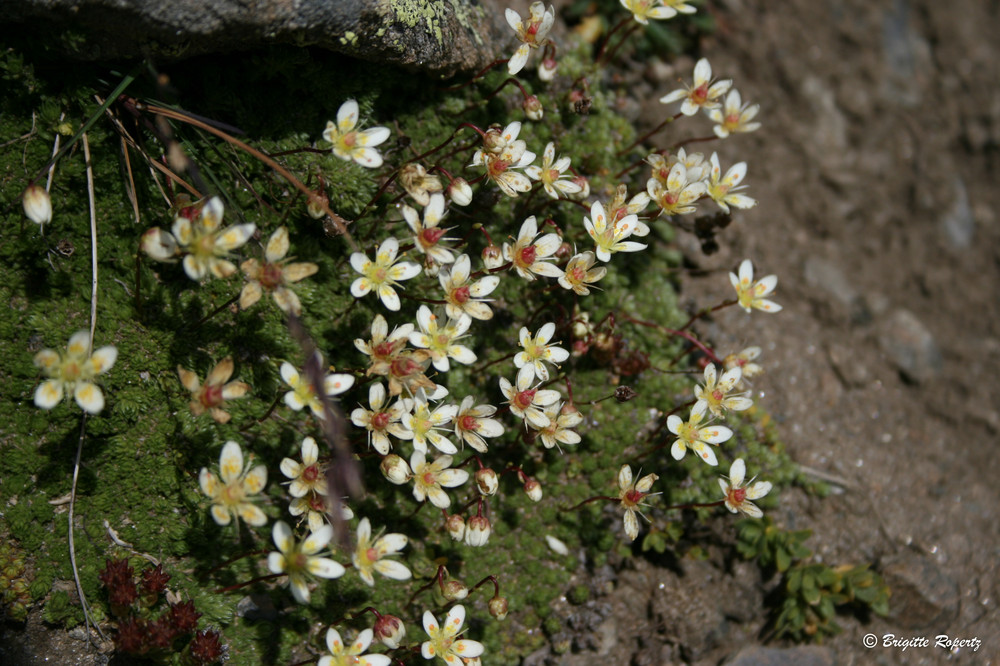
[0,23,810,663]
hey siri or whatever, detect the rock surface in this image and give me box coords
[6,0,510,76]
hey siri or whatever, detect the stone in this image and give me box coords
[882,550,960,630]
[724,645,835,666]
[235,593,278,622]
[5,0,511,77]
[877,309,943,384]
[940,177,974,249]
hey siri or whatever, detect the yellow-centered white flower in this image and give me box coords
[350,237,422,312]
[583,200,646,262]
[720,458,772,518]
[352,517,411,587]
[505,2,555,75]
[729,259,782,313]
[33,331,117,414]
[199,441,268,527]
[267,521,344,604]
[421,605,484,664]
[323,99,391,168]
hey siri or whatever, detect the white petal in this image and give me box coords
[309,557,346,579]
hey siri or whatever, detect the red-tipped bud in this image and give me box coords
[448,177,473,206]
[380,454,410,485]
[489,596,510,620]
[442,579,469,601]
[465,514,492,547]
[482,243,503,270]
[374,613,407,649]
[522,95,544,121]
[475,468,499,496]
[445,513,466,541]
[524,478,543,502]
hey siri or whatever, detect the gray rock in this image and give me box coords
[882,550,960,630]
[941,177,974,249]
[877,309,943,383]
[6,0,511,76]
[725,645,835,666]
[803,258,857,307]
[235,593,277,622]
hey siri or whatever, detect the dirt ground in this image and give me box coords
[565,0,1000,663]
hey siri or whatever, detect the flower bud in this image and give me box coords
[307,191,328,219]
[489,596,509,621]
[524,478,543,502]
[482,125,504,153]
[570,174,590,199]
[380,454,410,485]
[23,185,52,226]
[482,243,503,270]
[522,95,544,121]
[374,613,406,649]
[442,579,469,601]
[464,514,491,547]
[448,177,473,206]
[445,513,466,541]
[538,57,557,82]
[475,468,499,496]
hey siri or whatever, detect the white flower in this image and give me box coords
[453,396,504,453]
[421,605,484,664]
[239,226,318,315]
[351,383,410,455]
[499,373,561,429]
[409,306,476,373]
[323,99,391,168]
[165,196,256,280]
[647,162,707,217]
[410,451,468,509]
[720,458,772,518]
[707,152,756,213]
[666,403,733,466]
[267,521,345,604]
[620,0,691,24]
[319,628,391,666]
[280,357,355,419]
[502,216,563,280]
[730,259,782,313]
[535,402,583,450]
[280,437,328,498]
[583,200,646,262]
[558,251,607,295]
[709,89,761,138]
[524,142,582,199]
[403,388,459,455]
[617,465,659,541]
[439,254,500,321]
[505,2,555,75]
[199,441,268,527]
[693,363,753,417]
[289,490,353,534]
[350,237,422,311]
[723,346,764,385]
[352,517,411,587]
[33,331,117,414]
[658,58,732,116]
[514,322,569,384]
[474,131,535,198]
[399,163,444,207]
[404,193,456,268]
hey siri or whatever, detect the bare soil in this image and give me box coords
[569,0,1000,663]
